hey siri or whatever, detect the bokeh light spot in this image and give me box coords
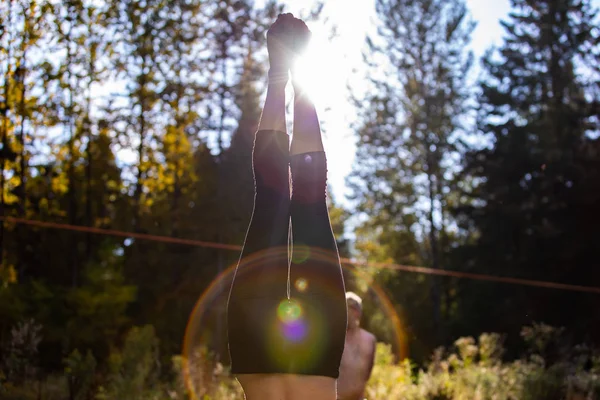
[295,278,308,292]
[277,299,303,323]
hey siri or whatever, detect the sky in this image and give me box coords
[280,0,513,204]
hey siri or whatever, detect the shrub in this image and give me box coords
[364,328,600,400]
[96,325,161,400]
[3,323,599,400]
[64,349,97,400]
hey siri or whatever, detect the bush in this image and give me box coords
[96,325,161,400]
[364,328,600,400]
[3,323,599,399]
[64,349,97,400]
[174,346,243,399]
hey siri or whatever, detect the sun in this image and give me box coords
[292,25,345,110]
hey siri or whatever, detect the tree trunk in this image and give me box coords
[133,76,146,234]
[427,155,442,343]
[17,64,26,214]
[84,51,94,259]
[66,14,78,287]
[15,47,28,279]
[0,0,14,270]
[0,88,8,269]
[437,173,451,322]
[85,117,92,258]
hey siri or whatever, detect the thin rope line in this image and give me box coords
[348,260,600,294]
[2,216,599,294]
[0,216,241,251]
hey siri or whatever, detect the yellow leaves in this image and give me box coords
[1,174,20,205]
[136,124,199,204]
[161,169,176,187]
[142,197,154,208]
[96,216,113,227]
[0,263,18,286]
[105,179,120,192]
[3,190,19,206]
[51,173,69,194]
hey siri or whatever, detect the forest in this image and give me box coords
[1,0,599,399]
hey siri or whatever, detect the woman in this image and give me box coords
[227,13,347,400]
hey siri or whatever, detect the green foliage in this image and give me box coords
[2,324,600,399]
[366,343,416,399]
[96,325,160,400]
[0,319,42,385]
[64,349,97,400]
[363,328,600,400]
[173,347,244,400]
[349,0,476,359]
[65,247,137,355]
[454,0,600,344]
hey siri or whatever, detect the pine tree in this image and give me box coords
[0,0,53,281]
[79,0,110,259]
[53,0,90,287]
[0,0,21,275]
[349,0,474,351]
[456,0,600,342]
[220,46,264,250]
[106,0,165,233]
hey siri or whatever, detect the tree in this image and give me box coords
[349,0,474,354]
[106,0,165,233]
[327,187,351,258]
[0,0,340,385]
[455,0,600,346]
[0,0,53,281]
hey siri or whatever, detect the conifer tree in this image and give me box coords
[349,0,474,351]
[456,0,600,341]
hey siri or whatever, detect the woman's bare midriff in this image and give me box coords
[236,374,337,400]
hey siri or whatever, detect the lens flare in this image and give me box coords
[278,299,303,323]
[291,244,310,264]
[281,318,307,343]
[294,278,309,292]
[277,299,307,343]
[181,247,407,400]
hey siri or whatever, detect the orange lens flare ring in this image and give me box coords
[182,247,406,399]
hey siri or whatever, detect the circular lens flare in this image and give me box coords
[181,247,407,400]
[277,299,309,344]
